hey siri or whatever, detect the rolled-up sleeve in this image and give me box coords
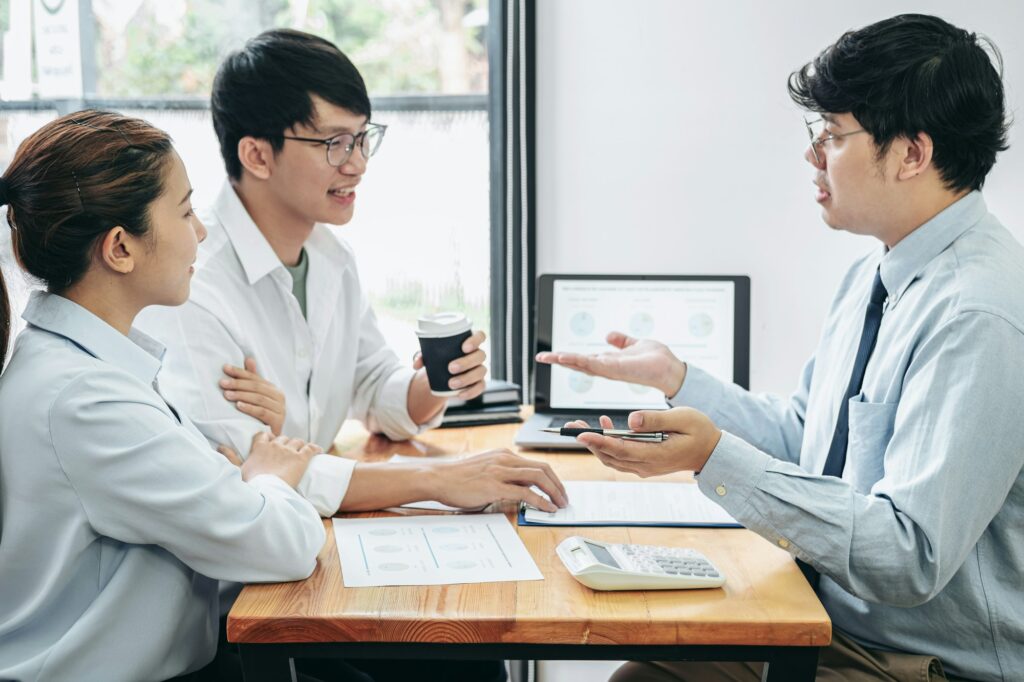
[297,454,357,517]
[349,292,444,439]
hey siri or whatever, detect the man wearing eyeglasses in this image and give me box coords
[540,14,1024,682]
[138,28,564,682]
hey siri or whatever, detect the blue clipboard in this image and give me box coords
[517,506,743,529]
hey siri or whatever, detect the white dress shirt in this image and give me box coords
[138,180,443,516]
[0,292,325,682]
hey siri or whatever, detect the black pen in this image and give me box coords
[541,427,667,442]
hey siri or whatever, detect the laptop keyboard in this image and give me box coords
[548,415,631,429]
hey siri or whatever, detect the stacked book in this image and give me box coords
[440,379,523,428]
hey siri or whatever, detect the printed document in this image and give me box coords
[333,513,543,587]
[522,481,739,526]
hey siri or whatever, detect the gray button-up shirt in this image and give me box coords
[0,292,325,681]
[676,192,1024,681]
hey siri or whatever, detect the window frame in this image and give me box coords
[1,0,537,387]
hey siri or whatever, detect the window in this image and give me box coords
[1,0,495,370]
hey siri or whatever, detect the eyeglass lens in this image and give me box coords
[805,118,825,163]
[327,127,385,166]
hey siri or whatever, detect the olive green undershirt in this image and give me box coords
[284,248,309,319]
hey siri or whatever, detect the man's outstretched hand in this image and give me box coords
[536,331,687,397]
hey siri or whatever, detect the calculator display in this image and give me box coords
[584,541,620,568]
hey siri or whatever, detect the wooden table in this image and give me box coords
[228,414,831,681]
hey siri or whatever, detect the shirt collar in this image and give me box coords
[878,191,987,308]
[22,291,165,385]
[211,179,286,286]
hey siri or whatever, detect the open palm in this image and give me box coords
[535,331,685,396]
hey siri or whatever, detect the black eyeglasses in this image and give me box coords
[263,123,387,167]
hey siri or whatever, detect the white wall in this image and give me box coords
[536,0,1024,395]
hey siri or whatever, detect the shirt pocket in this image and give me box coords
[845,395,898,494]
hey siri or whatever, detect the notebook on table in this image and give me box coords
[515,274,750,450]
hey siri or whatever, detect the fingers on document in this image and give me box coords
[493,455,567,507]
[505,482,558,513]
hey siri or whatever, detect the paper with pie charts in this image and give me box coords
[333,513,543,587]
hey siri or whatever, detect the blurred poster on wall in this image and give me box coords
[33,0,83,98]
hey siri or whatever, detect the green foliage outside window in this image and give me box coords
[92,0,487,98]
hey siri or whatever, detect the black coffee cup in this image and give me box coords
[416,312,473,396]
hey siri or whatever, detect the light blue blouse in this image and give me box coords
[0,292,325,681]
[679,192,1024,681]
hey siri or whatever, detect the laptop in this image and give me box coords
[515,274,750,450]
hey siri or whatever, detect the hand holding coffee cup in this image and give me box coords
[414,312,488,398]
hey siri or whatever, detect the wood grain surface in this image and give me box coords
[228,410,831,647]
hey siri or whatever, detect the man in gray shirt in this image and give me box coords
[540,14,1023,682]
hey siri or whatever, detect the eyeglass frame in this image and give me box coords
[803,115,867,165]
[259,123,388,167]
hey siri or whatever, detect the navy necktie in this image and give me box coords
[822,268,888,478]
[799,268,887,588]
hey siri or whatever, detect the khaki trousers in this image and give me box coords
[608,629,970,682]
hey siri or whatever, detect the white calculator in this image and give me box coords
[555,536,725,591]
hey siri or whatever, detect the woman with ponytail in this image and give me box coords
[0,111,325,681]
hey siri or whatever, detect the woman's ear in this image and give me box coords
[237,136,274,181]
[97,226,136,275]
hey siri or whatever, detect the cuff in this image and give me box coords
[695,430,772,520]
[371,366,445,439]
[295,454,358,517]
[670,364,727,421]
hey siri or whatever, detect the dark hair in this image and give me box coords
[211,28,371,180]
[788,13,1009,193]
[0,109,174,367]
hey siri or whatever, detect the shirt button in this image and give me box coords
[715,484,727,497]
[778,538,790,549]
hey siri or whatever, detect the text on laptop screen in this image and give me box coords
[549,279,736,410]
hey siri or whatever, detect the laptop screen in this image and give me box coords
[538,276,748,411]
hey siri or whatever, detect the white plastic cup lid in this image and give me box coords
[416,312,472,338]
